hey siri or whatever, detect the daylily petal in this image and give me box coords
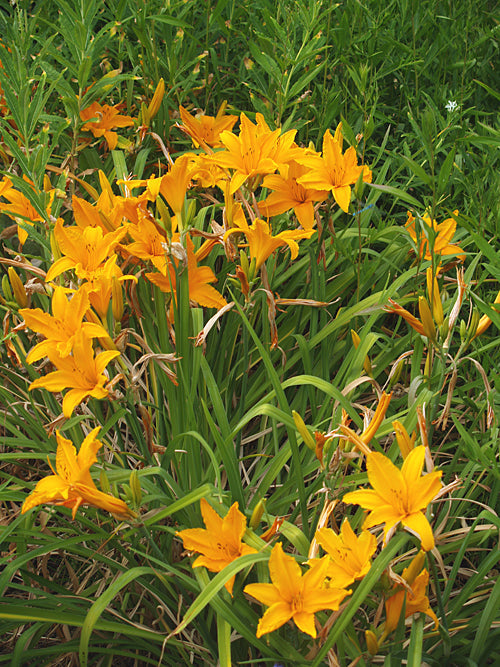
[269,542,302,602]
[293,610,317,638]
[401,511,435,551]
[255,602,294,638]
[244,582,284,607]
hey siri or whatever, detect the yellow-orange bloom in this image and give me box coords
[0,179,53,246]
[385,298,426,336]
[176,498,257,594]
[29,329,120,418]
[340,392,392,455]
[22,427,135,520]
[80,101,135,150]
[343,446,442,551]
[315,519,377,588]
[244,542,350,638]
[473,288,500,339]
[20,286,108,362]
[383,552,438,638]
[297,124,372,213]
[178,103,238,149]
[259,160,328,230]
[212,113,280,194]
[224,217,314,271]
[46,220,128,283]
[146,235,227,310]
[392,420,416,459]
[405,210,464,261]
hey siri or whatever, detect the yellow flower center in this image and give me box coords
[291,593,304,613]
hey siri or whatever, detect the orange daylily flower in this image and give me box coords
[21,427,135,520]
[259,161,328,230]
[123,211,169,271]
[80,101,135,150]
[146,235,227,310]
[29,329,120,418]
[121,155,193,219]
[405,210,464,261]
[244,542,350,638]
[224,216,314,271]
[213,112,281,194]
[383,551,438,638]
[176,498,257,594]
[0,178,53,245]
[188,152,228,189]
[298,123,372,213]
[46,220,128,283]
[343,446,442,551]
[255,114,305,170]
[20,286,108,362]
[315,518,377,588]
[178,103,238,149]
[81,261,137,321]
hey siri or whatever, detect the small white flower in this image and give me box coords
[445,100,459,113]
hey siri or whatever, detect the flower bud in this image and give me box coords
[129,469,142,508]
[8,267,28,308]
[99,469,111,495]
[147,78,165,120]
[2,273,13,302]
[112,276,123,325]
[403,550,426,585]
[292,410,316,451]
[418,296,436,342]
[365,629,379,655]
[426,268,443,326]
[250,499,265,529]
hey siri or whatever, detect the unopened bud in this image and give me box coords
[156,196,172,237]
[249,499,265,529]
[292,410,316,451]
[112,276,123,324]
[147,78,165,120]
[418,296,436,342]
[459,319,467,342]
[2,274,13,301]
[100,469,111,495]
[140,101,150,128]
[353,168,366,201]
[129,469,142,508]
[8,267,28,307]
[403,550,426,585]
[365,629,379,655]
[50,230,61,263]
[468,310,481,340]
[426,268,443,326]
